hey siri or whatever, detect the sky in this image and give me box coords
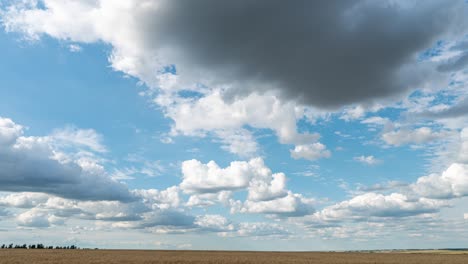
[0,0,468,251]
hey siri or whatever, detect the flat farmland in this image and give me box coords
[1,249,468,264]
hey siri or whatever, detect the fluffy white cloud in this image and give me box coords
[133,186,181,210]
[0,192,49,208]
[314,192,445,221]
[232,192,315,217]
[0,117,23,145]
[290,143,331,161]
[353,155,382,166]
[182,158,286,200]
[195,214,236,233]
[160,91,327,159]
[412,163,468,199]
[180,159,252,194]
[186,191,231,208]
[247,172,287,202]
[181,157,314,216]
[181,157,289,199]
[16,208,64,228]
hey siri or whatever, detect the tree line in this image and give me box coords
[1,244,79,249]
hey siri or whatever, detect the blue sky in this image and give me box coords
[0,0,468,250]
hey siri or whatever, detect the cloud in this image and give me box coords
[181,158,286,198]
[0,117,23,145]
[353,155,382,166]
[68,44,82,52]
[180,159,252,194]
[181,158,286,200]
[0,185,185,230]
[0,117,134,202]
[133,186,181,210]
[231,192,315,217]
[194,215,291,238]
[3,0,466,109]
[437,52,468,72]
[224,222,291,238]
[0,192,49,208]
[181,157,315,216]
[412,163,468,199]
[314,192,445,221]
[357,181,408,192]
[361,116,391,126]
[306,155,468,226]
[160,91,326,158]
[16,208,64,228]
[186,191,231,208]
[459,128,468,163]
[417,98,468,119]
[194,214,236,233]
[290,143,331,161]
[382,127,448,146]
[50,126,107,153]
[215,129,258,157]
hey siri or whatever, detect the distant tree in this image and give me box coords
[1,244,5,249]
[30,245,36,249]
[22,244,27,249]
[8,244,13,249]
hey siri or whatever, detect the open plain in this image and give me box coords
[1,249,468,264]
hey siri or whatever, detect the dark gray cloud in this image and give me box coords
[137,210,196,228]
[0,118,134,202]
[0,149,134,202]
[145,0,467,108]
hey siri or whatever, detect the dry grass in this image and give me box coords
[1,249,468,264]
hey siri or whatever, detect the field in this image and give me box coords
[1,249,468,264]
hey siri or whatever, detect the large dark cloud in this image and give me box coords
[145,0,467,108]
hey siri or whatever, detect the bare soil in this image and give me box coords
[1,249,468,264]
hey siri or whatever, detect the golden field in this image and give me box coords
[1,249,468,264]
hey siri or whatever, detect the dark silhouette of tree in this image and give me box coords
[1,243,81,250]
